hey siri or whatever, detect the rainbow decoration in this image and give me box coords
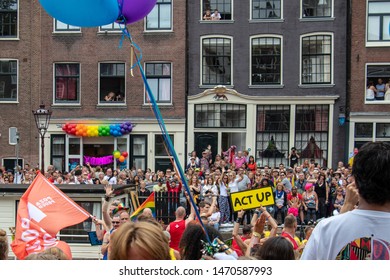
[130,192,155,221]
[62,121,133,137]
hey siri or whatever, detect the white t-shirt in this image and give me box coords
[301,209,390,260]
[104,175,117,185]
[228,180,238,193]
[219,182,228,197]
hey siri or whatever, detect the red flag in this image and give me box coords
[11,173,90,259]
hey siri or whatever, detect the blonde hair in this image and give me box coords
[109,221,170,260]
[0,229,8,260]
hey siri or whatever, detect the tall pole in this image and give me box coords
[41,134,45,174]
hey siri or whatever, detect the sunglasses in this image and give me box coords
[112,221,120,224]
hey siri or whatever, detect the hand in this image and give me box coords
[254,213,266,235]
[237,209,245,218]
[104,184,114,197]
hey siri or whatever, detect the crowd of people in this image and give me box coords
[1,141,389,260]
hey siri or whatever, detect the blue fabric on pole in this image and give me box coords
[39,0,119,27]
[118,28,212,244]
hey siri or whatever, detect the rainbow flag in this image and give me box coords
[130,192,155,221]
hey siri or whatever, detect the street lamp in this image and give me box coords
[32,103,52,174]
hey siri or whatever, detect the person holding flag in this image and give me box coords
[11,173,91,260]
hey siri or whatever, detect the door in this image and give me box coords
[194,132,218,161]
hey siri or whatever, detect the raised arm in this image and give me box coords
[340,181,359,214]
[102,184,114,229]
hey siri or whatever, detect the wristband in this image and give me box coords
[104,195,110,202]
[252,232,262,238]
[235,217,242,224]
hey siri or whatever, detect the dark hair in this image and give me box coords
[254,236,295,260]
[242,225,252,235]
[352,142,390,205]
[179,223,223,260]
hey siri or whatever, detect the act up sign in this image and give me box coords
[230,187,275,212]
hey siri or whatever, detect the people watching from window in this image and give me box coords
[203,9,212,20]
[211,9,221,20]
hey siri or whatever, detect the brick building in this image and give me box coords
[187,0,348,168]
[348,0,390,153]
[0,0,186,172]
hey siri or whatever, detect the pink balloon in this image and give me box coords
[118,0,157,25]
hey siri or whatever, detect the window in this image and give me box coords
[302,0,332,18]
[51,135,65,172]
[0,0,17,38]
[202,37,232,85]
[155,134,174,172]
[60,201,101,243]
[251,36,282,85]
[367,1,390,46]
[202,0,232,20]
[99,22,122,32]
[365,64,390,102]
[131,135,147,171]
[301,34,332,84]
[256,105,290,167]
[252,0,281,20]
[195,104,246,128]
[54,20,81,32]
[295,105,329,167]
[99,63,125,103]
[353,122,390,149]
[0,59,17,101]
[145,63,171,103]
[54,63,80,103]
[146,0,172,30]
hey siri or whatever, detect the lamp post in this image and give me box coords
[32,104,52,174]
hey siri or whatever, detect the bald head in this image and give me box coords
[175,206,186,218]
[143,208,153,217]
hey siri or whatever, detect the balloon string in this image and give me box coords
[119,26,212,245]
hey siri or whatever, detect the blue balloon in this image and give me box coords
[39,0,119,27]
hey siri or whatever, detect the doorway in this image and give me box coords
[194,132,218,160]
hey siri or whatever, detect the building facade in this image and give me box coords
[0,0,186,173]
[187,0,348,168]
[349,0,390,154]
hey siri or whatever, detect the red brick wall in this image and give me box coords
[350,0,390,113]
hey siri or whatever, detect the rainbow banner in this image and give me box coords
[130,192,155,221]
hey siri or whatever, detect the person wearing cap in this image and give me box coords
[187,150,200,166]
[288,147,300,168]
[200,150,210,173]
[153,178,167,192]
[186,156,199,171]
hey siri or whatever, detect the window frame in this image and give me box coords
[145,0,173,32]
[200,35,233,87]
[364,63,390,104]
[250,0,283,21]
[154,134,174,172]
[0,58,18,103]
[300,0,334,20]
[366,0,390,47]
[51,134,66,172]
[53,63,81,105]
[53,19,81,33]
[194,103,247,128]
[98,62,126,105]
[201,0,234,21]
[0,0,19,39]
[300,32,334,86]
[250,34,283,86]
[98,22,122,33]
[144,62,172,105]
